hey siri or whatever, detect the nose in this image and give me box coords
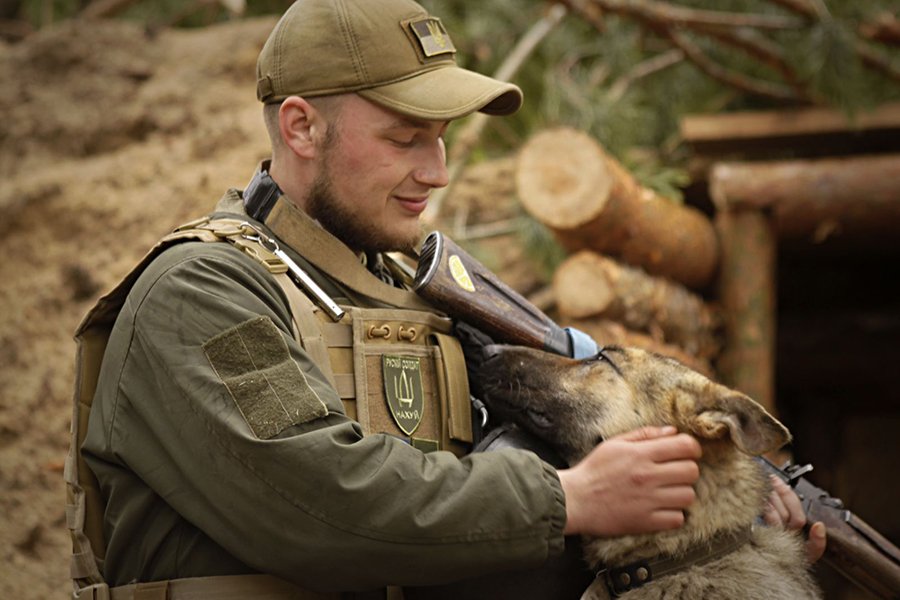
[483,344,503,361]
[414,139,450,189]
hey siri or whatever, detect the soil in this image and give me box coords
[0,16,537,598]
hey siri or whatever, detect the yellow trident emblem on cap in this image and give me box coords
[426,20,447,48]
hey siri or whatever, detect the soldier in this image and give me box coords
[67,0,821,598]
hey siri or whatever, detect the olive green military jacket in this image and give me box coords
[81,186,566,592]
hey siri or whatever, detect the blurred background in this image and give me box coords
[0,0,897,597]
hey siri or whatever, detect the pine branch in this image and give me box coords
[761,0,817,20]
[667,28,805,103]
[568,0,807,32]
[856,41,900,85]
[562,0,606,32]
[860,13,900,47]
[607,48,685,102]
[691,24,808,97]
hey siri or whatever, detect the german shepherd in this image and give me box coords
[473,344,821,600]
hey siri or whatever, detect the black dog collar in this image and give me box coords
[597,526,754,597]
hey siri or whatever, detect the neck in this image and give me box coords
[268,157,313,215]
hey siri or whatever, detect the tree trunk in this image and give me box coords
[553,250,721,358]
[714,208,777,416]
[516,126,719,289]
[563,317,713,377]
[710,154,900,244]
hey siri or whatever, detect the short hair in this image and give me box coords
[263,95,346,158]
[263,102,285,156]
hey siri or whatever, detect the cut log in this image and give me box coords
[563,317,713,377]
[714,208,777,416]
[554,250,721,358]
[516,127,719,289]
[710,154,900,244]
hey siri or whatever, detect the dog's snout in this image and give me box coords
[482,344,503,361]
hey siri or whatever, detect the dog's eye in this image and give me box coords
[591,348,624,377]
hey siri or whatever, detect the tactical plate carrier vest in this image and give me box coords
[66,216,473,599]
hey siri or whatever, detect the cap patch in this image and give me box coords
[407,17,456,58]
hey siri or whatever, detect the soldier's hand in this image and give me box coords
[764,474,827,564]
[558,425,701,537]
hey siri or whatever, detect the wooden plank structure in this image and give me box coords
[681,102,900,158]
[710,154,900,244]
[710,155,900,417]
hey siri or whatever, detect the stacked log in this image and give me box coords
[565,318,714,378]
[516,126,719,290]
[553,251,721,359]
[516,127,722,375]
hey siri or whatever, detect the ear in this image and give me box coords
[279,96,325,159]
[690,384,791,455]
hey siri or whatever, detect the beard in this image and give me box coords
[305,131,422,255]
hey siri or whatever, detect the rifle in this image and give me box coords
[413,230,900,600]
[760,456,900,599]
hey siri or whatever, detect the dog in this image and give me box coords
[472,344,821,599]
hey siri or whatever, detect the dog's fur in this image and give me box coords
[474,344,821,599]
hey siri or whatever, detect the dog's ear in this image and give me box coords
[688,384,791,455]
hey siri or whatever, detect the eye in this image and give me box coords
[591,347,624,377]
[390,137,416,148]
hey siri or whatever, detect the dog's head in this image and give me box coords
[473,344,790,464]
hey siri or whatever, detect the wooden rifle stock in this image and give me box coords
[413,231,572,356]
[761,457,900,599]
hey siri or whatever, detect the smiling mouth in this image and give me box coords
[395,196,428,215]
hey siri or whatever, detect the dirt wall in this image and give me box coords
[0,17,275,598]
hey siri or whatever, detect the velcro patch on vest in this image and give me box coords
[382,355,424,435]
[203,316,327,439]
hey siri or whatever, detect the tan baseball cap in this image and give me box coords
[256,0,522,120]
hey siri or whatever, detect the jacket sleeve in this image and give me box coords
[86,241,567,591]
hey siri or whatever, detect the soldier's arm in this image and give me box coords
[87,242,567,591]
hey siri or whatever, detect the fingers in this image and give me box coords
[615,425,678,442]
[652,460,701,489]
[650,432,703,461]
[806,522,827,564]
[763,476,826,564]
[764,487,790,527]
[560,427,703,537]
[646,508,687,531]
[766,475,807,530]
[613,427,703,462]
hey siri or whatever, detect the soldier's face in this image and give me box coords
[306,95,449,254]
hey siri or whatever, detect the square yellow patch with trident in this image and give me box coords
[408,17,456,58]
[382,355,425,436]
